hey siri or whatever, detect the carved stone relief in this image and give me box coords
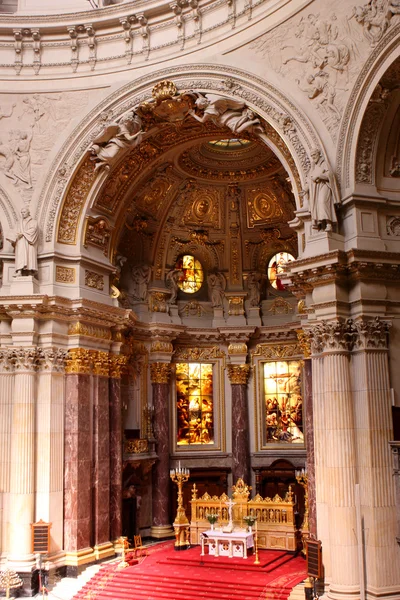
[180,185,221,229]
[84,216,112,256]
[85,270,104,290]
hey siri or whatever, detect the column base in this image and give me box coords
[94,541,115,561]
[64,547,96,571]
[150,525,175,539]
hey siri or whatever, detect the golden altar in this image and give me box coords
[190,478,297,551]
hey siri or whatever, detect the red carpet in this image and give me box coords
[72,541,306,600]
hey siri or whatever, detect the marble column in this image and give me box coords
[92,351,113,560]
[303,358,317,537]
[109,355,126,542]
[227,364,251,486]
[8,348,38,591]
[352,319,400,596]
[36,348,66,557]
[64,348,94,570]
[150,362,174,538]
[308,321,359,599]
[0,350,14,558]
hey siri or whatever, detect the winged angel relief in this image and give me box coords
[88,86,267,171]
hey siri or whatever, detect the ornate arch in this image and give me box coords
[37,65,326,256]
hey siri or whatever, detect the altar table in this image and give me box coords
[200,529,254,559]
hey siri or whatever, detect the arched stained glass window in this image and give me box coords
[264,360,303,445]
[176,254,203,294]
[176,363,214,446]
[267,252,294,291]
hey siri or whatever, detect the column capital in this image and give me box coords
[353,317,391,351]
[150,362,172,384]
[65,348,92,375]
[227,364,251,384]
[92,350,110,376]
[305,319,357,355]
[12,347,42,372]
[0,349,16,373]
[37,347,67,372]
[296,330,311,359]
[109,354,128,378]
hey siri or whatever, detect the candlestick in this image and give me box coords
[170,466,190,550]
[254,518,260,565]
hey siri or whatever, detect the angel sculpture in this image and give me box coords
[207,271,226,309]
[188,94,264,137]
[166,268,183,305]
[89,113,144,171]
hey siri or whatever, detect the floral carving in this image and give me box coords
[85,270,104,290]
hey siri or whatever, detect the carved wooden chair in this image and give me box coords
[133,534,147,558]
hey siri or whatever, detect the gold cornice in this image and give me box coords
[150,362,172,384]
[227,364,251,384]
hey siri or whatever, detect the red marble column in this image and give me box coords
[92,352,112,559]
[303,358,317,537]
[109,355,126,541]
[150,362,174,539]
[64,350,93,563]
[227,364,251,486]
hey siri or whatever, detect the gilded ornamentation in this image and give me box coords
[135,164,176,215]
[57,157,95,244]
[268,297,294,315]
[246,184,288,229]
[150,362,172,384]
[68,322,112,340]
[228,343,248,355]
[296,331,311,359]
[125,439,149,454]
[150,341,173,354]
[109,354,128,378]
[149,291,168,313]
[228,296,244,316]
[180,186,221,228]
[227,364,251,384]
[65,348,92,375]
[232,478,252,501]
[84,217,112,256]
[85,270,104,291]
[179,300,206,317]
[92,351,109,376]
[174,346,225,360]
[56,265,75,283]
[252,344,302,360]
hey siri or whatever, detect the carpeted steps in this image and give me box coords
[160,549,296,573]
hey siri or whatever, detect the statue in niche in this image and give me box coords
[8,207,39,276]
[207,271,226,308]
[302,148,340,232]
[165,268,183,305]
[188,94,264,136]
[247,272,263,307]
[131,264,151,301]
[89,112,144,171]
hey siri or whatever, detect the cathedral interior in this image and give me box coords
[0,0,400,598]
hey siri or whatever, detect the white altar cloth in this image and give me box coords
[200,529,254,559]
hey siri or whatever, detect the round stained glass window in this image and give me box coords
[176,255,204,294]
[267,252,295,291]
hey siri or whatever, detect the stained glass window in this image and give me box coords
[176,363,214,446]
[263,360,303,444]
[176,255,204,294]
[267,252,294,291]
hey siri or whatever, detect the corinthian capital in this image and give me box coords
[150,362,172,384]
[12,347,42,372]
[38,347,67,372]
[227,364,251,384]
[305,320,357,355]
[353,317,391,351]
[65,348,92,375]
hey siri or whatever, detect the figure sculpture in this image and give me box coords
[302,148,339,232]
[247,272,263,307]
[9,207,39,276]
[166,268,183,305]
[189,94,264,136]
[207,271,226,308]
[89,113,144,171]
[131,264,151,301]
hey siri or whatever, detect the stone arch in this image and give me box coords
[37,65,327,257]
[337,23,400,192]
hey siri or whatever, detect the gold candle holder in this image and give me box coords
[295,468,309,551]
[117,536,129,569]
[170,463,190,549]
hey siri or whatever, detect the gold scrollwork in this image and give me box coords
[150,341,173,354]
[227,364,251,384]
[252,343,302,360]
[109,354,128,378]
[92,350,110,377]
[56,266,75,283]
[268,297,294,315]
[150,362,172,384]
[174,346,225,361]
[65,348,92,375]
[68,322,112,340]
[124,439,149,454]
[85,270,104,291]
[296,330,311,359]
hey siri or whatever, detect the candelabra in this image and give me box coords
[170,462,190,550]
[295,468,309,550]
[116,536,129,569]
[254,518,260,565]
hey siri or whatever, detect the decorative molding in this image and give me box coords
[228,343,248,355]
[125,439,149,454]
[68,322,112,340]
[173,346,225,360]
[56,265,75,283]
[267,297,294,315]
[227,296,245,316]
[85,270,104,291]
[149,291,168,313]
[296,330,311,359]
[150,340,173,354]
[109,354,128,379]
[65,348,92,375]
[92,350,110,376]
[84,216,112,256]
[252,343,302,360]
[227,363,251,384]
[150,362,172,383]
